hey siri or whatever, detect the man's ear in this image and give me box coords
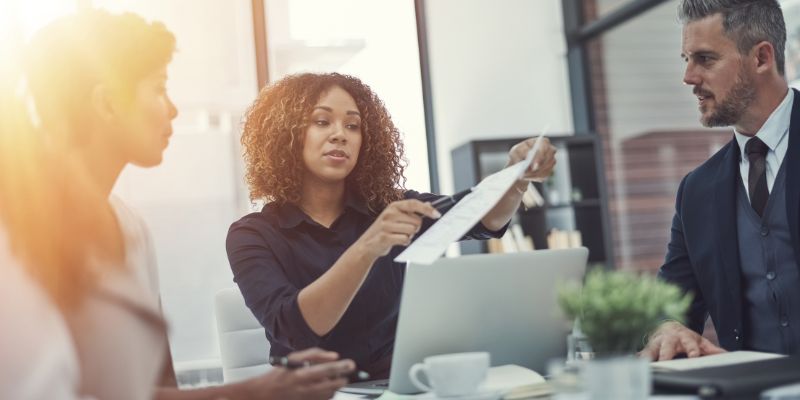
[89,84,116,122]
[753,41,777,75]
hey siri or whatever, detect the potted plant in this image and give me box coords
[557,268,692,399]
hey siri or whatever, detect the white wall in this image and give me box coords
[424,0,574,194]
[265,0,430,191]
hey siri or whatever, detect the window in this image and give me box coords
[0,0,77,60]
[263,0,430,192]
[586,1,730,272]
[784,0,800,88]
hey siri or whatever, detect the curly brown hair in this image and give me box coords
[241,73,407,213]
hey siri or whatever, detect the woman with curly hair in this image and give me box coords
[226,72,556,378]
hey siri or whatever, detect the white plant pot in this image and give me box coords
[583,355,651,400]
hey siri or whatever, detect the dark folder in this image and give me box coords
[653,356,800,398]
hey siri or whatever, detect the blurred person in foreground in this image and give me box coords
[0,9,352,399]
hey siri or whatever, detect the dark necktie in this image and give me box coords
[745,137,769,217]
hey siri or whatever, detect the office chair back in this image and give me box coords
[214,287,271,382]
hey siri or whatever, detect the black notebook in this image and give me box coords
[653,356,800,398]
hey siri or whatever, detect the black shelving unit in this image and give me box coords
[451,135,612,265]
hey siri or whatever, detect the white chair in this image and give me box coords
[214,287,272,383]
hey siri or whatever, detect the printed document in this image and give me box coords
[395,139,539,264]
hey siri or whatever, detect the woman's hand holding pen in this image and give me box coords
[355,199,441,258]
[507,137,557,183]
[240,348,355,400]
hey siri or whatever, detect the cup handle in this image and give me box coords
[409,363,434,393]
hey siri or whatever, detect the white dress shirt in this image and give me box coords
[734,89,793,200]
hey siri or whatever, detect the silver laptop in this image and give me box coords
[376,248,588,394]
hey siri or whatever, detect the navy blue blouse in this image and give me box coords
[225,190,506,376]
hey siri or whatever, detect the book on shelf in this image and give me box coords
[547,228,582,250]
[521,183,545,209]
[500,230,518,253]
[487,224,535,254]
[510,224,535,251]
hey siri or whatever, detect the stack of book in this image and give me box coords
[487,224,535,253]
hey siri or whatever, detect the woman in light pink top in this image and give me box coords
[0,9,353,400]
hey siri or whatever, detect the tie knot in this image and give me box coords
[745,137,769,159]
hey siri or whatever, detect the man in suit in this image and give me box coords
[642,0,800,361]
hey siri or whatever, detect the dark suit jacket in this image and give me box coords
[658,89,800,351]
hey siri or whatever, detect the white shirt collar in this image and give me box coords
[734,89,793,155]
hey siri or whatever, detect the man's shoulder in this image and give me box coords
[682,138,736,187]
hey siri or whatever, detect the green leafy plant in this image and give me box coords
[557,268,692,356]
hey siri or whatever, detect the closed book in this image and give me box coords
[653,356,800,398]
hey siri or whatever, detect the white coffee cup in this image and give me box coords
[408,352,490,397]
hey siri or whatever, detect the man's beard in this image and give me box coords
[699,70,756,127]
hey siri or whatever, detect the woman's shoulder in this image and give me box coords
[229,202,281,231]
[227,203,287,248]
[108,194,160,294]
[0,226,84,399]
[108,194,150,242]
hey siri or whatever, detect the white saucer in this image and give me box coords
[415,389,503,400]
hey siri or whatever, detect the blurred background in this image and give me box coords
[3,0,800,387]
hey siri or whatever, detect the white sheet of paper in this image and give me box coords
[650,350,784,372]
[333,392,368,399]
[394,140,539,264]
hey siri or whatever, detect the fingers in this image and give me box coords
[385,209,425,228]
[642,321,723,362]
[700,338,726,355]
[530,152,556,174]
[508,139,534,163]
[507,138,558,184]
[292,359,355,384]
[531,138,555,163]
[530,143,556,173]
[384,221,421,237]
[639,337,661,360]
[508,137,539,164]
[678,333,701,358]
[379,204,424,242]
[658,335,681,361]
[287,347,339,364]
[392,199,440,219]
[385,233,414,247]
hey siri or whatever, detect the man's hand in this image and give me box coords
[640,321,726,361]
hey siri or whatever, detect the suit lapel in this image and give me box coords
[786,89,800,269]
[714,139,742,311]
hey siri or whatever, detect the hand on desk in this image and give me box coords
[241,348,354,400]
[640,320,726,361]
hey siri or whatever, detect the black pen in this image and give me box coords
[428,187,474,215]
[268,356,371,381]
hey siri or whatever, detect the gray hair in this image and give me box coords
[678,0,786,75]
